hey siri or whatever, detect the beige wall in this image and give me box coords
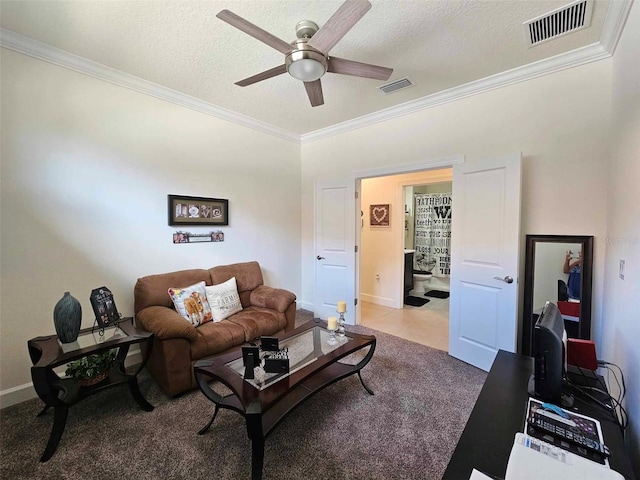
[301,58,611,341]
[360,171,451,308]
[0,50,302,404]
[603,1,640,468]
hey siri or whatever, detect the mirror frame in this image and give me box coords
[522,234,594,356]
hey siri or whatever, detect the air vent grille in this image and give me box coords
[524,0,593,47]
[379,77,414,94]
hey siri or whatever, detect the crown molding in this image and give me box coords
[301,0,633,144]
[301,42,609,144]
[599,0,634,52]
[0,28,300,144]
[1,0,632,147]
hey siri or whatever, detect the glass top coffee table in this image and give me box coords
[194,320,376,480]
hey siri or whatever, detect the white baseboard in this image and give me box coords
[360,293,397,308]
[0,349,143,410]
[297,301,314,312]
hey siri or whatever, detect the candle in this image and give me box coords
[336,301,347,313]
[327,316,338,330]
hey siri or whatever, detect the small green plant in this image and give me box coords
[65,349,116,382]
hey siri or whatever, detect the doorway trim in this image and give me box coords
[352,155,464,325]
[352,156,464,180]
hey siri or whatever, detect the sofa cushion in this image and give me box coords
[135,269,211,313]
[190,320,246,360]
[209,262,263,308]
[168,281,213,326]
[250,285,297,313]
[226,306,283,342]
[205,277,243,321]
[136,306,198,341]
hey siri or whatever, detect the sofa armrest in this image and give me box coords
[135,306,198,342]
[249,285,296,313]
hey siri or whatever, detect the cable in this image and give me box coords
[564,369,627,436]
[600,364,627,433]
[600,361,627,403]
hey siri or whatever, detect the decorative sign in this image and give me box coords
[414,193,452,276]
[168,195,228,226]
[173,231,224,244]
[90,287,121,328]
[369,204,390,227]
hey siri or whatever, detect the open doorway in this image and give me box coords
[358,168,452,352]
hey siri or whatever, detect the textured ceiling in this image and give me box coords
[0,0,611,135]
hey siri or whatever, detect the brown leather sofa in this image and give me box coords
[134,261,296,396]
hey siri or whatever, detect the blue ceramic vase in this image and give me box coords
[53,292,82,343]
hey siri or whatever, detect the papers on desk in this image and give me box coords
[505,433,624,480]
[469,469,496,480]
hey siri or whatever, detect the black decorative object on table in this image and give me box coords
[263,349,289,374]
[242,346,260,380]
[89,286,120,332]
[260,337,279,352]
[53,292,82,343]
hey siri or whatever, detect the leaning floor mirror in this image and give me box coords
[522,234,594,356]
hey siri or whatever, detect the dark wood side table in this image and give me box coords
[27,317,154,462]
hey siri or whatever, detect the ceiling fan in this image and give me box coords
[217,0,393,107]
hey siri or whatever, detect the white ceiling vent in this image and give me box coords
[379,77,414,95]
[524,0,594,47]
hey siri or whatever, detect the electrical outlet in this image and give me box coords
[619,259,625,280]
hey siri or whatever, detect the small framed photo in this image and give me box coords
[370,204,390,227]
[90,287,120,328]
[168,195,229,226]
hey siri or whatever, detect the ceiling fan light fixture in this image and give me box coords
[288,59,325,82]
[286,49,328,82]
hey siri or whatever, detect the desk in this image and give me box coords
[443,350,635,480]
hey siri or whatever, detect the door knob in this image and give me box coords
[316,255,325,260]
[494,275,514,284]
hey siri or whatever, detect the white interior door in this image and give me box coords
[314,180,356,324]
[449,153,522,371]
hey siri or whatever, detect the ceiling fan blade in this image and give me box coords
[304,80,324,107]
[307,0,372,54]
[235,64,287,87]
[217,10,292,54]
[328,56,393,80]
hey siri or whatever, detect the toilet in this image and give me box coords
[413,272,451,293]
[413,272,433,294]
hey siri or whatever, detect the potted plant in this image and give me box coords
[65,349,117,386]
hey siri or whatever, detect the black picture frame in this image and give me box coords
[89,286,121,328]
[168,195,229,226]
[522,234,594,356]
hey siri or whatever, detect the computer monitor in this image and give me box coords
[532,301,567,404]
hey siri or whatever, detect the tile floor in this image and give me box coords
[360,291,450,352]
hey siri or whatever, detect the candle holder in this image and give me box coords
[327,327,338,346]
[337,312,346,338]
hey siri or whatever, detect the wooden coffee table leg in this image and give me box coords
[198,404,220,435]
[357,371,374,395]
[246,414,265,480]
[251,436,265,480]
